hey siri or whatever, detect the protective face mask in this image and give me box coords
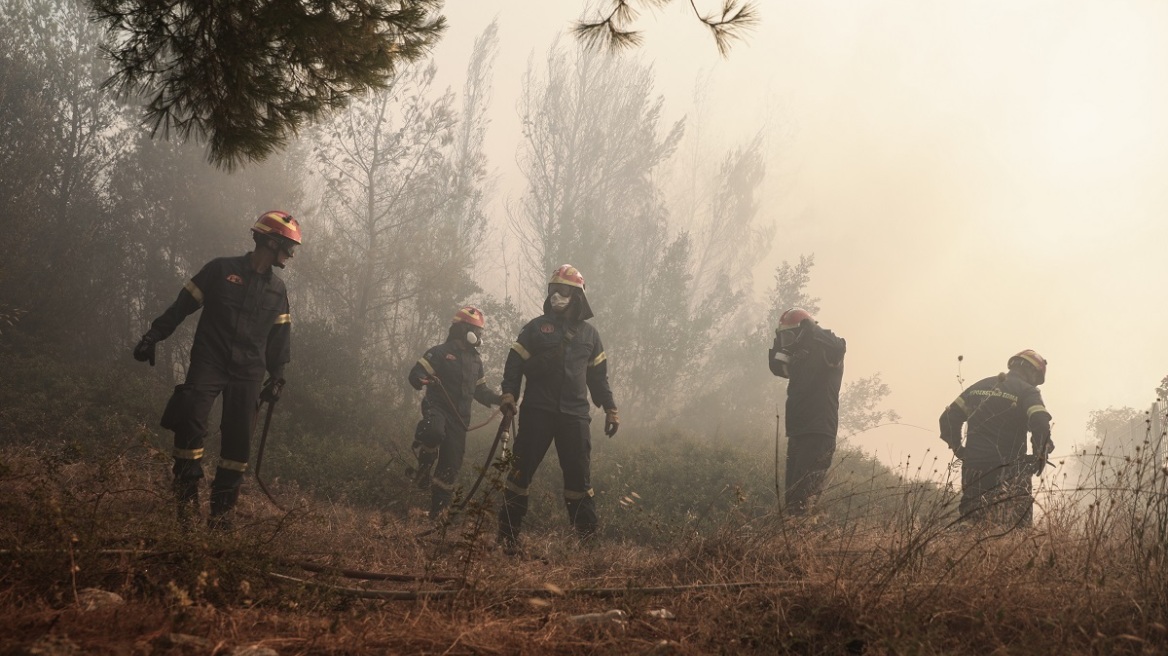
[549,293,572,311]
[778,327,802,350]
[466,331,479,346]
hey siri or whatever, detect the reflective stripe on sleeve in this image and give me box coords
[431,478,455,492]
[173,447,204,460]
[184,280,204,305]
[511,342,531,360]
[477,377,486,386]
[953,397,968,414]
[219,459,249,472]
[590,352,607,367]
[418,358,435,375]
[1027,405,1048,417]
[274,313,291,325]
[504,479,529,496]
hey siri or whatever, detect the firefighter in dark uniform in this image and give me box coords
[939,349,1052,528]
[497,265,618,550]
[133,211,301,529]
[768,308,846,516]
[407,306,502,518]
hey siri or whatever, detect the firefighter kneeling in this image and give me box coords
[407,306,502,518]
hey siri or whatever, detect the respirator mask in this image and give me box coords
[768,326,803,379]
[549,292,572,312]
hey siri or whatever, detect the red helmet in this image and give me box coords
[778,308,814,332]
[549,264,585,290]
[1008,349,1047,385]
[252,210,302,245]
[452,305,485,328]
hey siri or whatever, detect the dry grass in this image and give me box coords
[1,445,1167,656]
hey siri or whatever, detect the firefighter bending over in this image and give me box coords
[497,265,618,552]
[939,349,1053,528]
[768,308,846,516]
[406,306,502,518]
[133,211,301,530]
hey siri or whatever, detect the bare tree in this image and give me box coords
[300,26,498,397]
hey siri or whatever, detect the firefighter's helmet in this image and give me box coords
[252,210,302,245]
[452,306,485,328]
[549,264,585,290]
[778,308,814,332]
[1008,349,1047,385]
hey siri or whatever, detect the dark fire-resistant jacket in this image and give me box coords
[939,371,1052,464]
[779,322,846,438]
[148,254,290,382]
[502,303,614,419]
[408,339,500,424]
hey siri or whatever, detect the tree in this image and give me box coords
[511,42,717,419]
[298,24,497,396]
[89,0,446,169]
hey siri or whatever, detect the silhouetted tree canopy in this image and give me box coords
[89,0,446,169]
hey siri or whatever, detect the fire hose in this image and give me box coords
[253,396,285,511]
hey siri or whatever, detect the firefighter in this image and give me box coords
[939,349,1052,528]
[496,265,618,551]
[133,211,300,529]
[768,308,846,516]
[406,306,503,518]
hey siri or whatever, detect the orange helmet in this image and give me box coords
[452,306,485,328]
[549,264,585,290]
[252,210,302,245]
[1008,349,1047,385]
[778,308,814,332]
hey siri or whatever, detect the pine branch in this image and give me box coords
[88,0,447,169]
[574,0,758,55]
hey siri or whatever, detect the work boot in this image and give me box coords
[209,469,242,531]
[411,441,438,490]
[173,477,201,530]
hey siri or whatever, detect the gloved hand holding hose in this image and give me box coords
[500,393,517,416]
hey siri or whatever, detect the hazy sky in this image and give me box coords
[424,1,1168,475]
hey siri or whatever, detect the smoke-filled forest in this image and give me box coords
[3,1,1168,654]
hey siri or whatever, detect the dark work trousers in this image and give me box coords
[426,410,468,517]
[959,460,1033,528]
[163,359,262,520]
[498,405,596,544]
[785,433,836,516]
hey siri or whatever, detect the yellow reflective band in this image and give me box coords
[476,377,486,386]
[418,358,435,375]
[184,280,204,305]
[1027,405,1048,417]
[511,342,531,360]
[274,313,291,325]
[563,488,595,500]
[504,479,529,496]
[431,478,454,492]
[173,447,204,460]
[590,352,607,367]
[953,397,968,414]
[219,459,249,472]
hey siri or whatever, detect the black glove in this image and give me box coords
[133,331,159,366]
[260,377,285,404]
[604,407,620,437]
